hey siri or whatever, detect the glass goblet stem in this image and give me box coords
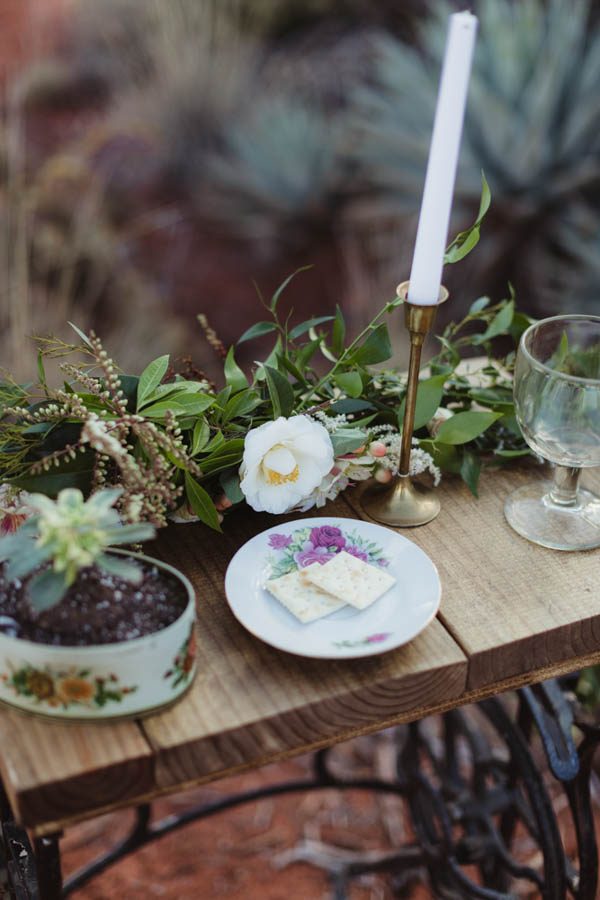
[548,465,581,507]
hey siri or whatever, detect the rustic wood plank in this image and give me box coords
[346,466,600,691]
[0,710,153,829]
[144,497,467,789]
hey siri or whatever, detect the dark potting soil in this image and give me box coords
[0,562,189,647]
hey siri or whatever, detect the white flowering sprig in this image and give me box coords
[0,488,155,611]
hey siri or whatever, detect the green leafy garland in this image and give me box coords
[0,177,533,531]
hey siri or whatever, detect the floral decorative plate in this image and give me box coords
[224,517,441,659]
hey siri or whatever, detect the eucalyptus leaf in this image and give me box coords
[435,410,503,445]
[473,301,515,344]
[398,374,446,431]
[334,371,363,398]
[330,429,368,456]
[350,324,392,366]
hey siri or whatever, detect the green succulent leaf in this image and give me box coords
[27,569,68,611]
[97,553,144,583]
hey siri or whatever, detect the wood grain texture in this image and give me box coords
[0,710,153,829]
[144,497,466,789]
[347,466,600,690]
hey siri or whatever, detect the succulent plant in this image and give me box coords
[347,0,600,315]
[0,488,155,611]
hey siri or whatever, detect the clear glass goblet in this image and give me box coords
[504,315,600,550]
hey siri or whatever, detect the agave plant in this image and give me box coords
[347,0,600,315]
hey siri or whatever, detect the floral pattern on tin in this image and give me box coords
[0,664,137,709]
[266,524,390,580]
[164,623,196,688]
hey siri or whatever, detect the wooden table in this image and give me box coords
[1,466,599,892]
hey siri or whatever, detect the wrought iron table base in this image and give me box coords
[2,678,598,900]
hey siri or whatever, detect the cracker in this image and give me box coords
[265,567,346,623]
[301,551,395,610]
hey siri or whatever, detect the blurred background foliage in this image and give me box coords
[1,0,599,381]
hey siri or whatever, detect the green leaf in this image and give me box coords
[277,354,308,385]
[289,316,334,341]
[199,439,245,476]
[184,473,222,532]
[11,453,94,497]
[460,449,481,497]
[27,569,68,611]
[398,374,446,431]
[332,306,346,357]
[295,338,320,372]
[5,544,53,581]
[444,226,480,264]
[137,355,170,410]
[222,389,263,423]
[67,321,94,349]
[219,469,244,504]
[334,371,363,399]
[476,171,491,224]
[192,418,210,454]
[469,296,490,316]
[419,439,461,474]
[330,399,375,414]
[237,321,278,344]
[97,553,144,583]
[269,265,312,312]
[264,365,294,418]
[468,387,514,409]
[224,346,248,393]
[510,311,534,343]
[103,523,155,545]
[473,301,515,344]
[351,324,392,366]
[494,448,531,458]
[330,429,368,456]
[142,393,215,419]
[435,410,503,445]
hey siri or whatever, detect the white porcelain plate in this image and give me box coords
[224,517,441,659]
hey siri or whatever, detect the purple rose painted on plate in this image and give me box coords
[268,533,293,550]
[266,522,390,580]
[309,525,346,550]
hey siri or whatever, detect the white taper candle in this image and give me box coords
[407,11,478,306]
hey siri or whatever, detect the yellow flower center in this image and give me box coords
[262,445,300,486]
[265,464,300,485]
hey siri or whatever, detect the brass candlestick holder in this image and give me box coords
[361,281,449,527]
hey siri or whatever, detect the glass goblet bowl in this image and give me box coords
[504,314,600,550]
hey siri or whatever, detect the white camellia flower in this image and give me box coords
[240,416,334,514]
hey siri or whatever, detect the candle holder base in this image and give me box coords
[361,476,441,528]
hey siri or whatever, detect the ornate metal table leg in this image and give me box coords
[32,835,62,900]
